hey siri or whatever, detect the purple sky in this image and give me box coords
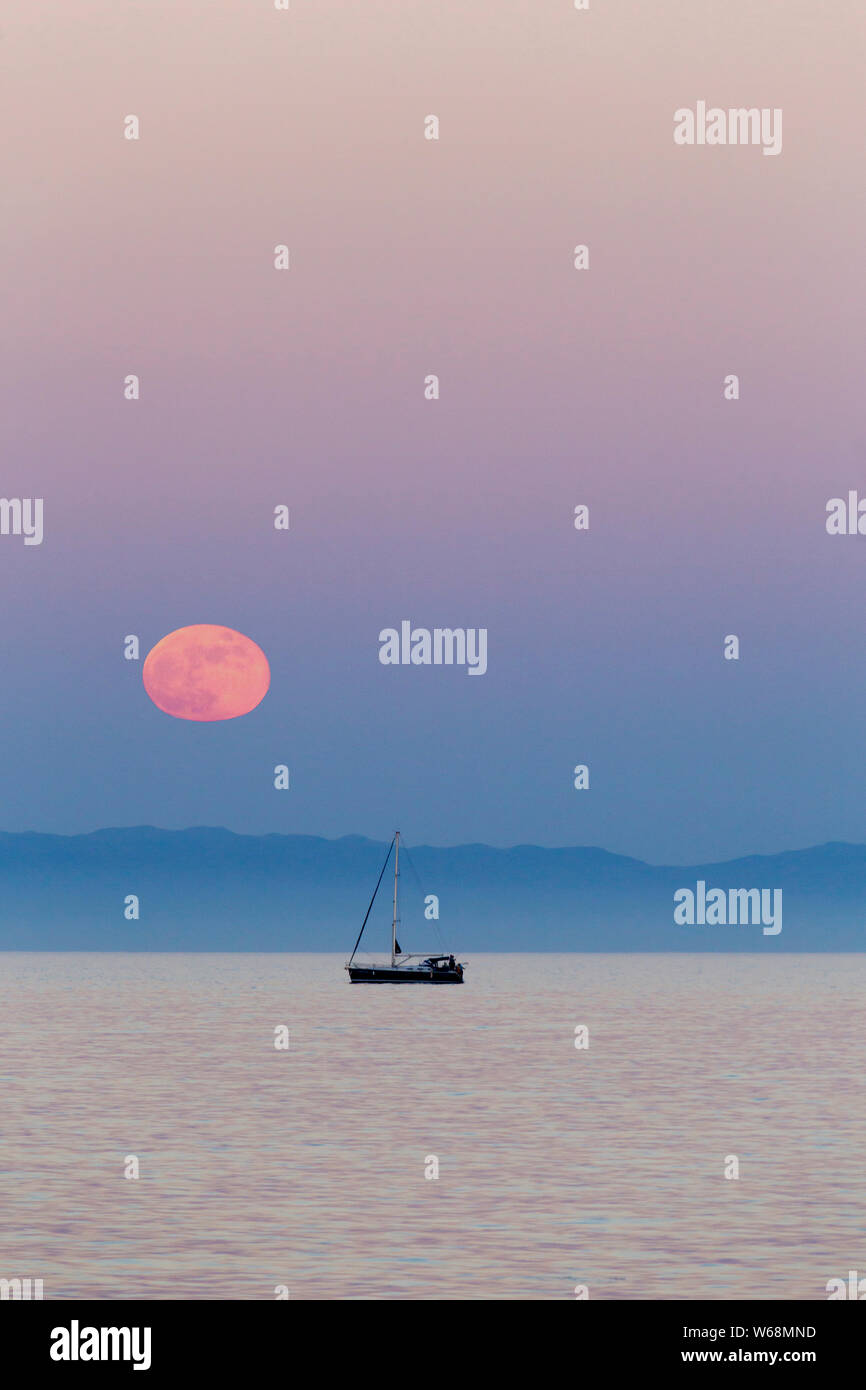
[1,1,864,862]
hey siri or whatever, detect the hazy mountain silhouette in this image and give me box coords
[0,827,864,950]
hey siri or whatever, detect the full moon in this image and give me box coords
[142,624,271,721]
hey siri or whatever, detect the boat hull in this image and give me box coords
[347,965,463,984]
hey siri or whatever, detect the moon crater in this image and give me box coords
[142,624,270,721]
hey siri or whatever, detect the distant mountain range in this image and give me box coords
[0,828,864,950]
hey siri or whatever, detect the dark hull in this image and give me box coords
[348,966,463,984]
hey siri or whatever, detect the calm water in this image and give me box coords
[0,953,863,1300]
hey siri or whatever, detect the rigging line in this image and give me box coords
[401,843,448,954]
[347,836,394,966]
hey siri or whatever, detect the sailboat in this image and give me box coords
[345,832,465,983]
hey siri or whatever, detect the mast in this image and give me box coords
[346,835,395,968]
[391,830,400,965]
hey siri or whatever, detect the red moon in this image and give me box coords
[142,624,270,721]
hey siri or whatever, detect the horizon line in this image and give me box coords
[0,823,862,872]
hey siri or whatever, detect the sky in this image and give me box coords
[1,0,865,864]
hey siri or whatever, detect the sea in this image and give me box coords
[0,952,862,1299]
